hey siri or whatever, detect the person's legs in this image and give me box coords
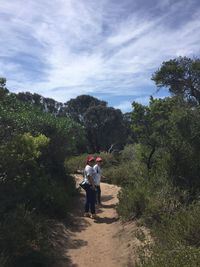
[84,187,90,213]
[90,188,96,215]
[96,185,101,204]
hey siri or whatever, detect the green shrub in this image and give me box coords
[0,205,55,267]
[0,253,8,267]
[0,132,77,266]
[103,161,136,185]
[64,154,88,173]
[138,246,200,267]
[137,202,200,267]
[117,185,150,220]
[117,163,184,225]
[0,133,74,218]
[120,144,137,161]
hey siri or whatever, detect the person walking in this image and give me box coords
[83,155,97,219]
[93,157,104,206]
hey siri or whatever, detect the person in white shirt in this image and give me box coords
[93,157,104,206]
[84,155,97,219]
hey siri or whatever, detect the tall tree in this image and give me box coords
[84,105,127,152]
[62,95,107,123]
[131,97,177,169]
[152,57,200,105]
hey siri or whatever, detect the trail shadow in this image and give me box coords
[54,257,78,267]
[54,192,91,266]
[64,193,92,233]
[101,195,114,202]
[51,223,87,267]
[101,203,116,209]
[96,208,103,214]
[94,216,119,224]
[51,221,88,250]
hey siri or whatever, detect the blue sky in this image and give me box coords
[0,0,200,112]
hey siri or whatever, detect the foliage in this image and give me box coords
[131,96,200,191]
[16,91,63,115]
[0,82,85,266]
[63,95,128,152]
[0,77,9,98]
[84,105,127,152]
[0,93,86,154]
[0,205,54,267]
[137,202,200,267]
[64,154,88,173]
[0,132,73,266]
[63,94,107,123]
[14,92,129,153]
[152,56,200,105]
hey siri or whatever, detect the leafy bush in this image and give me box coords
[64,154,88,173]
[117,184,150,220]
[137,202,200,267]
[0,205,54,267]
[120,144,137,161]
[0,93,85,155]
[0,131,77,266]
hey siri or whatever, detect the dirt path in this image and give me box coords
[59,175,150,267]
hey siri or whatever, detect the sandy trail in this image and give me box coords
[60,175,147,267]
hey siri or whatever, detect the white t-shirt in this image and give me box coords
[84,164,95,184]
[93,164,102,186]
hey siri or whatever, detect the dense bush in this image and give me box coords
[0,205,54,267]
[0,92,85,266]
[137,202,200,267]
[64,154,88,173]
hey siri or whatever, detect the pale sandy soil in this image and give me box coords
[56,175,151,267]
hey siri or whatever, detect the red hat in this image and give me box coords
[96,157,103,162]
[87,155,95,163]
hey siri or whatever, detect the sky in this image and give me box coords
[0,0,200,112]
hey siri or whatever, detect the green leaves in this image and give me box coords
[152,57,200,105]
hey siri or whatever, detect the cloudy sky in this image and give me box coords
[0,0,200,112]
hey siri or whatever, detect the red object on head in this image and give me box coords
[96,157,103,162]
[87,155,95,163]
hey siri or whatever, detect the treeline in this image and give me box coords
[16,91,131,153]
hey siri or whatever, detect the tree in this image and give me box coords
[62,95,107,123]
[131,96,178,170]
[17,92,63,115]
[152,57,200,105]
[62,95,128,152]
[0,77,9,98]
[84,105,127,152]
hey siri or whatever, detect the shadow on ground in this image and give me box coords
[53,193,90,267]
[101,203,116,209]
[94,216,119,224]
[54,186,119,266]
[101,194,114,202]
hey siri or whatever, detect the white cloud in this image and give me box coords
[114,101,132,112]
[0,0,200,106]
